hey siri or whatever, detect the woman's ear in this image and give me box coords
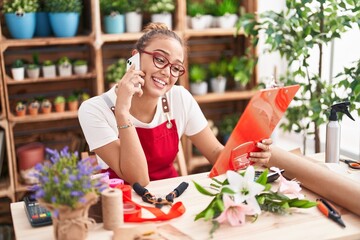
[131,49,139,56]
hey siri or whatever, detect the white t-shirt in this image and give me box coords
[78,85,208,168]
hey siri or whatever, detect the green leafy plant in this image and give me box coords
[54,95,66,104]
[187,1,206,17]
[44,0,82,13]
[15,101,26,111]
[42,60,54,66]
[57,56,71,66]
[227,55,256,87]
[146,0,175,14]
[236,0,360,153]
[99,0,130,15]
[194,167,316,238]
[216,0,239,16]
[209,59,228,79]
[2,0,39,13]
[67,94,79,103]
[128,0,143,12]
[219,113,239,137]
[105,58,127,83]
[189,64,207,83]
[11,59,24,68]
[31,146,104,209]
[73,59,87,66]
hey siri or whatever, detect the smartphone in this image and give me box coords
[126,53,140,71]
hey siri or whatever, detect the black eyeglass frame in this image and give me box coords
[140,50,186,77]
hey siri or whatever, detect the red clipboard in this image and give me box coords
[209,85,300,177]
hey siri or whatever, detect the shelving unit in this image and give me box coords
[0,0,257,200]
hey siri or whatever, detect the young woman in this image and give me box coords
[78,23,272,186]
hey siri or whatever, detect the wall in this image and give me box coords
[257,0,360,159]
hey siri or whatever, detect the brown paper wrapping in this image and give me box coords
[266,146,360,216]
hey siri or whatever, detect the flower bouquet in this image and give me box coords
[193,166,317,237]
[31,146,106,240]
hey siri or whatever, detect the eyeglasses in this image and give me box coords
[141,50,186,77]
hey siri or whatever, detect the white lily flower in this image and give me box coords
[224,166,265,215]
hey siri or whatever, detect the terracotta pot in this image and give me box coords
[28,107,39,116]
[16,142,45,171]
[68,101,79,111]
[55,103,65,112]
[16,109,26,117]
[41,105,52,114]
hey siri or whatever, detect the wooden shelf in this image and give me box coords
[8,111,78,124]
[6,72,97,85]
[184,28,243,38]
[194,90,257,104]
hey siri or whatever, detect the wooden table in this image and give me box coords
[11,170,360,240]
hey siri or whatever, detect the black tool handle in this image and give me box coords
[165,182,189,202]
[133,182,148,196]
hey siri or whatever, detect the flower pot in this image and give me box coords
[16,107,26,117]
[4,12,36,39]
[68,101,79,112]
[74,65,88,75]
[26,68,40,79]
[210,77,227,93]
[190,82,208,95]
[218,14,238,28]
[16,142,45,171]
[41,105,52,114]
[49,12,80,37]
[35,12,52,37]
[28,107,39,116]
[55,103,65,113]
[42,65,56,78]
[190,15,208,30]
[104,13,125,34]
[58,64,72,77]
[11,67,25,81]
[151,13,172,30]
[125,12,142,33]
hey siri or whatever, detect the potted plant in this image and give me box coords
[79,91,90,104]
[209,59,228,93]
[41,98,52,114]
[100,0,129,34]
[189,64,208,95]
[187,1,208,30]
[73,59,88,75]
[42,60,56,78]
[57,56,72,77]
[2,0,39,39]
[227,55,256,90]
[26,63,40,79]
[15,101,27,117]
[28,99,40,116]
[54,95,66,112]
[67,93,79,112]
[125,0,143,33]
[11,59,25,81]
[105,58,127,89]
[146,0,175,30]
[44,0,82,37]
[216,0,239,28]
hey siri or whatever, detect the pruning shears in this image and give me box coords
[340,159,360,170]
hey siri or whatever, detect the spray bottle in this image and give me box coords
[325,101,355,163]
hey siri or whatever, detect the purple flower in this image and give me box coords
[65,181,73,188]
[70,191,83,197]
[35,189,45,199]
[51,196,56,203]
[53,176,59,184]
[69,175,76,181]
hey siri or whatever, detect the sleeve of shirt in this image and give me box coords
[78,97,118,151]
[178,87,208,136]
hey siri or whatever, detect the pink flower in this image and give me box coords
[270,167,304,199]
[216,195,256,226]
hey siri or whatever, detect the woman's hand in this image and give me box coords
[248,138,272,165]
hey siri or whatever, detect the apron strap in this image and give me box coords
[101,93,115,113]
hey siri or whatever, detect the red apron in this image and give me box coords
[102,94,180,181]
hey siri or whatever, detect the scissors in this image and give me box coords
[339,158,360,170]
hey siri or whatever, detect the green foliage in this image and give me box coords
[54,95,65,104]
[105,58,127,83]
[236,0,360,152]
[12,59,24,68]
[42,60,54,66]
[67,94,78,103]
[146,0,175,14]
[189,64,207,83]
[44,0,82,13]
[73,59,87,66]
[209,59,228,78]
[127,0,143,12]
[187,1,206,17]
[99,0,130,15]
[57,56,71,66]
[2,0,39,13]
[228,55,256,86]
[217,0,239,16]
[27,63,39,69]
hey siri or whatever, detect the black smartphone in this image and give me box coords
[24,196,52,227]
[255,169,284,183]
